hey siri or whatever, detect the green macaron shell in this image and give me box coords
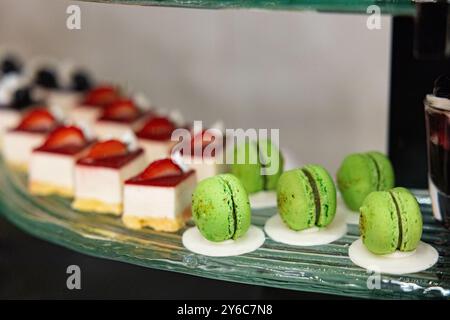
[258,139,284,191]
[367,151,395,191]
[219,174,251,239]
[359,191,399,254]
[390,187,423,252]
[337,152,394,212]
[277,169,316,230]
[231,141,264,194]
[359,188,422,255]
[277,165,337,231]
[191,174,251,242]
[192,176,235,242]
[303,164,337,227]
[231,139,284,194]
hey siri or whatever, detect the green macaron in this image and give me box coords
[231,139,284,194]
[277,164,337,231]
[337,151,395,212]
[192,173,251,242]
[359,187,423,255]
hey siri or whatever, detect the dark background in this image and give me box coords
[0,216,345,299]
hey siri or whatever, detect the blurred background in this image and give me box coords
[0,0,391,174]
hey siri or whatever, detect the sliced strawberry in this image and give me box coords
[139,117,176,140]
[103,99,140,120]
[17,108,56,131]
[43,126,86,149]
[84,85,120,107]
[191,130,215,150]
[139,159,182,180]
[87,140,128,159]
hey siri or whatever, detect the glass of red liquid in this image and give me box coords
[425,92,450,229]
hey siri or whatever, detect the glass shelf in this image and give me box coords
[0,158,449,299]
[79,0,416,15]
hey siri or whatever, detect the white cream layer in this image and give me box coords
[0,109,21,135]
[123,173,196,219]
[47,91,82,115]
[30,152,77,189]
[138,138,176,163]
[68,105,102,128]
[94,118,147,140]
[3,131,47,165]
[74,153,146,204]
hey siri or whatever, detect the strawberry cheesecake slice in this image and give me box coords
[136,116,180,163]
[29,125,93,197]
[122,159,196,232]
[68,85,120,127]
[72,139,146,215]
[94,98,150,140]
[3,108,58,171]
[0,87,37,148]
[46,70,92,115]
[180,130,228,182]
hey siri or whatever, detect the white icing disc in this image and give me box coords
[264,211,347,246]
[349,238,439,275]
[336,196,360,225]
[182,225,265,257]
[249,191,277,209]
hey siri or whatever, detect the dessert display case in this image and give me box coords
[1,0,450,299]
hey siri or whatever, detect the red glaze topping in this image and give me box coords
[83,85,120,107]
[86,139,128,159]
[126,170,195,187]
[138,158,183,180]
[16,108,57,132]
[78,140,143,168]
[37,126,89,155]
[100,99,142,122]
[180,130,222,157]
[136,116,176,141]
[43,126,85,148]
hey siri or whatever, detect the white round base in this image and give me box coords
[336,194,360,225]
[182,225,265,257]
[249,191,277,209]
[349,238,439,275]
[264,212,347,246]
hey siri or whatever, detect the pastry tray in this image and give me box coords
[0,158,449,299]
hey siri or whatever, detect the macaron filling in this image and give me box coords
[218,175,238,239]
[366,153,381,191]
[301,168,321,226]
[389,190,404,251]
[257,142,271,191]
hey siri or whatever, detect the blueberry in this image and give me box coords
[11,87,35,111]
[71,70,92,92]
[433,74,450,99]
[34,68,59,89]
[1,55,22,75]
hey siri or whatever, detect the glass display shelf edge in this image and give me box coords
[77,0,417,15]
